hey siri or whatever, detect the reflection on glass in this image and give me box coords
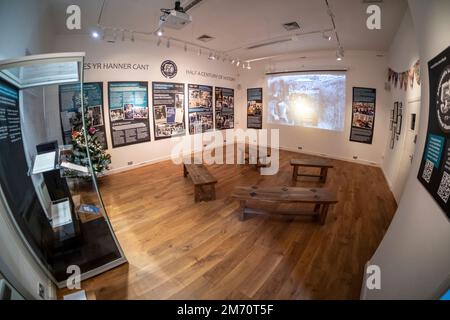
[0,54,125,286]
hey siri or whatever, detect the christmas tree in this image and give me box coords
[68,111,111,177]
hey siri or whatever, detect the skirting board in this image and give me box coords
[102,143,382,177]
[103,141,237,176]
[278,146,381,167]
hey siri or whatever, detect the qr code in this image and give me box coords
[422,159,434,183]
[437,171,450,203]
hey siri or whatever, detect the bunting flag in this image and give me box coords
[388,60,420,90]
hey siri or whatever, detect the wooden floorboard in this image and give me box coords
[58,149,397,300]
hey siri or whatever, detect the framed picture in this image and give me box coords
[396,114,402,135]
[411,113,417,130]
[393,102,399,123]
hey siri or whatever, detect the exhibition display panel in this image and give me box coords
[0,53,126,287]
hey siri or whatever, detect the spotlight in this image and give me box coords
[231,59,236,65]
[91,31,99,39]
[336,46,344,61]
[246,62,252,70]
[208,52,216,60]
[323,32,332,41]
[156,28,164,37]
[236,60,240,67]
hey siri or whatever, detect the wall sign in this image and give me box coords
[59,82,108,149]
[247,88,263,129]
[188,84,213,134]
[108,82,151,148]
[349,87,376,144]
[152,82,185,140]
[215,87,235,130]
[161,60,178,79]
[418,46,450,218]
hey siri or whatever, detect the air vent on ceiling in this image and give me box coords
[197,34,215,42]
[282,21,301,31]
[247,39,291,50]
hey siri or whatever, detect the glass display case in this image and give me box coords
[0,53,126,287]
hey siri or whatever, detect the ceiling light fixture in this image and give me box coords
[91,31,99,39]
[336,46,344,61]
[236,60,240,67]
[208,52,216,60]
[231,59,236,65]
[156,28,164,37]
[322,32,332,41]
[246,62,252,70]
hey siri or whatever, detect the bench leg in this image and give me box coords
[320,168,328,183]
[318,204,329,225]
[292,165,299,182]
[194,185,201,203]
[183,164,188,177]
[210,184,216,201]
[239,200,247,221]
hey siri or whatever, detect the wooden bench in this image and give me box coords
[291,159,334,183]
[231,186,338,225]
[183,164,218,202]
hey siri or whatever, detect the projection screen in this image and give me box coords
[267,72,346,131]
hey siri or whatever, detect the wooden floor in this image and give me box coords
[59,149,397,300]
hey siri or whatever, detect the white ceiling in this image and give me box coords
[47,0,408,60]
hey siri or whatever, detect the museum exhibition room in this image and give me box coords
[0,0,449,304]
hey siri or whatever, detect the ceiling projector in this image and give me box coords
[159,1,192,30]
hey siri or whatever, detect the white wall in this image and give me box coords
[0,0,54,59]
[363,0,450,300]
[235,50,390,165]
[382,8,421,202]
[50,35,239,172]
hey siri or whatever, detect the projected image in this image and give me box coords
[267,73,346,131]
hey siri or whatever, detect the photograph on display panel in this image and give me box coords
[215,87,234,130]
[188,84,213,134]
[108,82,151,148]
[152,82,186,140]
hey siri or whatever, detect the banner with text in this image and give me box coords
[215,87,235,130]
[152,82,186,140]
[247,88,263,129]
[59,82,108,149]
[108,82,150,148]
[188,84,213,135]
[349,87,376,144]
[418,46,450,218]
